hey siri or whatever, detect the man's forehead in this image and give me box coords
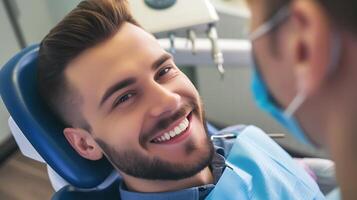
[72,24,159,64]
[65,23,163,80]
[64,22,168,107]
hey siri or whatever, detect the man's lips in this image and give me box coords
[149,112,192,143]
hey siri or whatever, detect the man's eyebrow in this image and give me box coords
[152,53,173,70]
[99,78,136,108]
[98,54,172,108]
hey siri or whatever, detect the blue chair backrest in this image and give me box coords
[0,45,113,189]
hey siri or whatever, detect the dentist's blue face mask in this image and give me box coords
[249,5,341,146]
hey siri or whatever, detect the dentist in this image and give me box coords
[246,0,357,199]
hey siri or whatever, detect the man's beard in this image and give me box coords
[95,100,215,180]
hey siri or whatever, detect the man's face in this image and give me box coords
[247,0,299,108]
[65,23,213,180]
[246,0,335,146]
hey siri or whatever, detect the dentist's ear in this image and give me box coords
[290,0,333,96]
[64,128,104,160]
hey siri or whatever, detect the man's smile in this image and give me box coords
[150,112,193,144]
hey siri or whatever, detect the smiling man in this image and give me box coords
[37,0,325,199]
[64,22,215,191]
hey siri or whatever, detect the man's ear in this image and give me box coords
[290,0,333,96]
[63,127,103,160]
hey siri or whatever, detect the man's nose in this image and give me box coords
[148,83,181,117]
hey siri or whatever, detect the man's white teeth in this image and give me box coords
[153,118,189,143]
[174,127,180,134]
[164,133,170,140]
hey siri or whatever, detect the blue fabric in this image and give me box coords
[52,179,121,200]
[206,125,324,200]
[120,184,201,200]
[0,46,113,188]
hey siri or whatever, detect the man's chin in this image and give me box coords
[106,135,214,181]
[140,145,214,181]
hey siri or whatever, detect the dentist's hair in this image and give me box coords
[37,0,139,130]
[266,0,357,33]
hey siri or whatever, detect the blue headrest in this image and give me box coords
[0,45,113,188]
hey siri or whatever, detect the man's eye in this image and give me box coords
[157,66,172,78]
[113,92,135,108]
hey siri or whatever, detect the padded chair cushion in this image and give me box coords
[0,45,113,188]
[51,179,121,200]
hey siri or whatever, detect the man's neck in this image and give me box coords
[121,166,214,193]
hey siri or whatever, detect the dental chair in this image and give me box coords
[0,45,220,200]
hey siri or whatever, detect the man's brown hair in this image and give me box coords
[37,0,139,129]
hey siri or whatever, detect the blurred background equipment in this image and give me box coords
[130,0,225,77]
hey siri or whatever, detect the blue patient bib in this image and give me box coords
[206,126,325,200]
